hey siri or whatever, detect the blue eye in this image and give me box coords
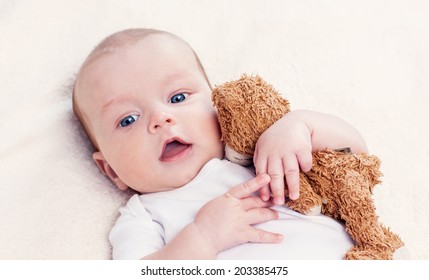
[119,114,139,127]
[170,93,188,103]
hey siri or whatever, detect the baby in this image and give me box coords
[73,28,369,259]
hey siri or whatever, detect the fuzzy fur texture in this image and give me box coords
[212,75,404,259]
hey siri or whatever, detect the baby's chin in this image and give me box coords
[131,167,201,194]
[168,167,202,189]
[131,154,223,193]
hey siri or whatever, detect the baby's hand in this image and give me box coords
[254,114,313,204]
[193,174,283,254]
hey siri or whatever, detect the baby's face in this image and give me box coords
[75,35,224,193]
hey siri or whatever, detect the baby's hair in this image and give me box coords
[72,28,211,151]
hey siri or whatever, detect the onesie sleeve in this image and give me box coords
[109,194,165,259]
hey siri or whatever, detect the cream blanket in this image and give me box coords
[1,0,428,259]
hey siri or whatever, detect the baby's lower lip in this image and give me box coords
[159,144,192,162]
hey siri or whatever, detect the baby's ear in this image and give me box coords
[92,152,128,191]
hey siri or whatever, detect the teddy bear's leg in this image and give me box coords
[380,225,405,258]
[308,149,402,259]
[305,171,340,219]
[351,155,404,259]
[345,246,391,260]
[383,226,404,247]
[345,227,404,260]
[285,173,322,215]
[336,170,400,260]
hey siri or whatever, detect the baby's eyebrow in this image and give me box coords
[101,95,131,114]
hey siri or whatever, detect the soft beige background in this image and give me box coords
[1,0,428,259]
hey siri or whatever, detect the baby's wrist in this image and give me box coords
[188,223,218,258]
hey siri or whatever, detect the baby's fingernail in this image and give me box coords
[275,197,284,205]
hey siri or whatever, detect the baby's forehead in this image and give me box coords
[75,33,200,102]
[90,33,191,65]
[81,34,164,73]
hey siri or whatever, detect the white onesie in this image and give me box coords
[109,158,353,259]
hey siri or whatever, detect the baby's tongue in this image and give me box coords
[161,141,189,159]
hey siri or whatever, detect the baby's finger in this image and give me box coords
[241,196,274,211]
[268,158,285,205]
[258,185,271,202]
[253,150,267,176]
[282,156,300,200]
[254,155,270,201]
[228,174,270,199]
[246,207,279,225]
[246,227,283,244]
[297,150,312,172]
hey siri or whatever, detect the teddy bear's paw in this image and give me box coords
[305,205,322,216]
[346,245,396,260]
[345,247,383,260]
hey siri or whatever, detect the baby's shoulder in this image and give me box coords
[118,194,149,218]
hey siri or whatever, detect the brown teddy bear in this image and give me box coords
[212,74,404,260]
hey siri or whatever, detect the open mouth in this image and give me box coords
[160,138,192,162]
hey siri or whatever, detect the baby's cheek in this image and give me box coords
[115,148,146,183]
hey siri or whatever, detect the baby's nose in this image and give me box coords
[148,111,175,133]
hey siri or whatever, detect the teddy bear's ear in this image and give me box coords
[212,74,291,158]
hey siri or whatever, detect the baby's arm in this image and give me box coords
[254,110,368,204]
[142,174,282,259]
